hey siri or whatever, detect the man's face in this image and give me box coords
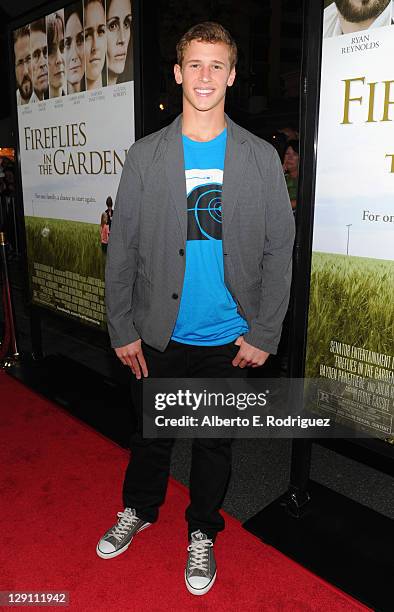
[335,0,390,23]
[65,13,85,86]
[84,1,107,83]
[31,29,48,96]
[174,40,235,115]
[14,35,33,102]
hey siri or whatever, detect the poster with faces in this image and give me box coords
[14,0,133,106]
[12,1,135,330]
[13,0,135,225]
[304,1,394,438]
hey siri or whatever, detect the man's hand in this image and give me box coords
[115,339,148,379]
[232,336,270,368]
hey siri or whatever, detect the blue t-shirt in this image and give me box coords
[171,128,249,345]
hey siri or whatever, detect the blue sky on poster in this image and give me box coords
[312,24,393,261]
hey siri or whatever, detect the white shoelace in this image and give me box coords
[187,537,213,572]
[109,509,138,542]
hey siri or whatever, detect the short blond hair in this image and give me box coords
[176,22,237,69]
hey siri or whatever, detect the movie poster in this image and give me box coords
[304,0,394,438]
[13,0,134,330]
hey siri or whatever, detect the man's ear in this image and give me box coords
[227,67,236,87]
[174,64,183,85]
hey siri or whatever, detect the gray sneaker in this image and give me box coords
[185,530,217,595]
[96,508,151,559]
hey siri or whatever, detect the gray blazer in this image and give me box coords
[106,114,295,354]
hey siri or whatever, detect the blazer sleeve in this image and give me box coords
[243,148,295,354]
[105,147,142,348]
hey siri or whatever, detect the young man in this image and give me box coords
[97,23,295,596]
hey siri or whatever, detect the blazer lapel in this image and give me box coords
[222,115,249,232]
[164,116,187,243]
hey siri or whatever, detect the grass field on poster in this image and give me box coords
[305,252,394,377]
[25,216,105,280]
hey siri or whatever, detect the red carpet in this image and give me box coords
[0,371,369,611]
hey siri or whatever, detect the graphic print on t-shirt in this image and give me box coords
[186,169,223,241]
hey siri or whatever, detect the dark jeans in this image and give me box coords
[122,339,248,541]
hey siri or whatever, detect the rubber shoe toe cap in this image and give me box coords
[187,576,210,590]
[97,539,116,555]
